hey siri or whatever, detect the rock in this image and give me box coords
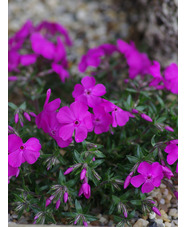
[99,216,107,224]
[160,184,166,189]
[172,220,178,225]
[164,222,172,227]
[168,209,178,218]
[12,214,18,219]
[167,194,172,201]
[149,212,156,219]
[148,222,158,227]
[133,218,149,227]
[155,219,165,227]
[160,198,165,205]
[156,210,170,222]
[159,204,168,213]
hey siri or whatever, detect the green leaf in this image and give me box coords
[130,200,141,205]
[151,135,156,147]
[74,150,83,163]
[8,102,17,110]
[58,170,66,184]
[75,200,83,213]
[156,116,166,123]
[19,102,26,110]
[126,155,139,164]
[112,195,120,204]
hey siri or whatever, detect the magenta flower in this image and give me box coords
[56,101,93,143]
[130,161,164,193]
[51,62,69,83]
[92,105,112,134]
[35,21,73,47]
[8,164,20,179]
[78,44,117,72]
[8,134,41,168]
[148,61,163,88]
[72,76,106,108]
[117,39,151,79]
[101,99,133,128]
[161,165,174,179]
[141,113,153,122]
[31,33,56,60]
[163,63,178,94]
[36,88,61,130]
[20,54,38,66]
[80,168,87,180]
[8,50,20,72]
[78,182,91,199]
[63,192,68,203]
[36,89,71,148]
[164,140,178,166]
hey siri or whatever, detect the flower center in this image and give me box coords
[114,107,118,112]
[147,175,152,180]
[51,130,56,135]
[20,145,25,150]
[74,120,80,126]
[85,89,92,96]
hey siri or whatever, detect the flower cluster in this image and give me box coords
[78,40,178,95]
[8,20,72,82]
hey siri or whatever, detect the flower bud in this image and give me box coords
[20,119,24,127]
[80,168,87,180]
[141,113,153,122]
[174,191,178,199]
[64,167,73,175]
[14,113,19,124]
[165,125,174,132]
[29,112,37,117]
[56,199,61,210]
[83,221,88,226]
[64,192,68,203]
[152,206,161,216]
[45,198,52,207]
[24,112,31,121]
[122,205,128,218]
[124,172,133,189]
[132,109,139,114]
[92,157,96,161]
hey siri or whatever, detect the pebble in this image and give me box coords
[133,218,149,227]
[157,210,170,223]
[160,198,165,205]
[149,212,156,219]
[164,222,171,227]
[99,216,107,224]
[168,209,178,218]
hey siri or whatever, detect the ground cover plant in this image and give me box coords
[8,20,178,226]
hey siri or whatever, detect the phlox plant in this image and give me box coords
[8,20,178,226]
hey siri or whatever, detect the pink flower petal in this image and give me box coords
[75,126,87,143]
[137,161,152,176]
[115,110,130,127]
[23,149,40,164]
[81,76,96,89]
[45,98,61,112]
[87,95,102,108]
[151,162,163,178]
[8,150,23,167]
[70,102,88,120]
[59,124,74,141]
[167,151,178,165]
[57,106,75,124]
[72,84,84,98]
[24,138,42,153]
[92,84,106,96]
[141,182,154,193]
[152,176,162,187]
[8,134,23,154]
[131,174,145,188]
